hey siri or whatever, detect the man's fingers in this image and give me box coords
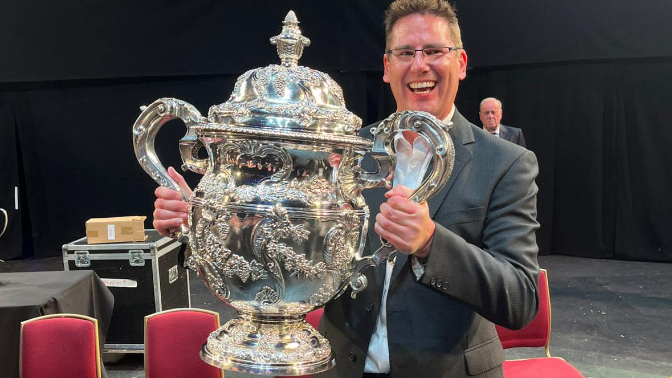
[153,208,188,222]
[153,218,184,236]
[384,185,413,199]
[375,212,410,237]
[154,196,190,212]
[380,203,413,226]
[167,166,193,197]
[374,222,410,253]
[383,195,425,216]
[155,186,182,201]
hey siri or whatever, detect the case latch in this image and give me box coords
[75,250,90,267]
[129,250,145,266]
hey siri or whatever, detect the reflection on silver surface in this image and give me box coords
[0,208,7,239]
[132,10,454,376]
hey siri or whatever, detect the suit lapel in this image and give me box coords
[389,252,408,283]
[427,111,474,219]
[499,125,510,142]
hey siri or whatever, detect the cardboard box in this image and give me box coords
[86,216,147,244]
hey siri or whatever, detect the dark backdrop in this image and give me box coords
[1,1,670,262]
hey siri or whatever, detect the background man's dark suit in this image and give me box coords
[317,111,540,378]
[498,124,526,148]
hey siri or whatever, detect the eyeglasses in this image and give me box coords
[386,46,462,62]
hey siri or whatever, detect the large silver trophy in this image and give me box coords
[133,11,454,376]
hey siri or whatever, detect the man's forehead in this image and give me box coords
[389,14,454,47]
[482,100,500,107]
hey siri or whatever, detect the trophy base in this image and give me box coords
[200,313,335,376]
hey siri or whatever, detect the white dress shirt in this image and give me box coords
[363,106,456,373]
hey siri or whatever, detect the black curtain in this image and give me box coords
[456,60,672,261]
[1,1,671,262]
[0,95,30,260]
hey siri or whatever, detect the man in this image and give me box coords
[152,1,540,377]
[479,97,527,147]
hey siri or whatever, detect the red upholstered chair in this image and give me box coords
[496,269,585,378]
[305,308,324,329]
[144,308,223,378]
[20,313,102,378]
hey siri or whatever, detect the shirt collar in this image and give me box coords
[486,124,500,136]
[442,105,457,124]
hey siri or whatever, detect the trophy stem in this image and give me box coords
[201,312,335,376]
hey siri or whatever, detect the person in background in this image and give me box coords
[479,97,526,147]
[152,1,540,377]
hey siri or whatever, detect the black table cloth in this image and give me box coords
[0,270,114,378]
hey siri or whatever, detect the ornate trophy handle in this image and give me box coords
[0,208,7,239]
[132,98,207,240]
[359,110,455,202]
[349,110,455,297]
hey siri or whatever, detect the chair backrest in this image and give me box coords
[144,308,223,378]
[496,269,552,357]
[20,313,101,378]
[305,308,324,329]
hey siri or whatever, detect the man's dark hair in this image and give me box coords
[384,0,463,51]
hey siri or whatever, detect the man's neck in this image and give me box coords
[486,124,500,134]
[443,105,456,123]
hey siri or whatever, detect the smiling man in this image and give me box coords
[151,1,541,377]
[317,1,541,378]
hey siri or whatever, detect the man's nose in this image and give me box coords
[410,51,430,73]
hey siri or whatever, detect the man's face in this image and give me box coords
[383,14,468,121]
[479,99,503,133]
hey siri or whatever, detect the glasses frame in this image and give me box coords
[386,46,462,62]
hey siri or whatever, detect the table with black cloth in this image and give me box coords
[0,270,114,378]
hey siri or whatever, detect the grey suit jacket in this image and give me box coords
[498,124,526,148]
[316,111,540,378]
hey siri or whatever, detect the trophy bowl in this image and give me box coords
[132,11,454,376]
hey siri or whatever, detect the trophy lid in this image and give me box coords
[208,11,363,138]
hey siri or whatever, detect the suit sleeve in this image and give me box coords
[419,150,539,329]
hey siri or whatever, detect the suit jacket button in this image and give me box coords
[442,282,449,290]
[365,302,373,312]
[430,277,437,286]
[348,352,357,362]
[436,278,443,287]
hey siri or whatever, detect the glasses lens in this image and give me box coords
[392,49,415,61]
[422,47,448,61]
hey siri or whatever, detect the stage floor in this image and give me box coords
[3,254,670,378]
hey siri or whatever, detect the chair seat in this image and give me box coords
[503,357,585,378]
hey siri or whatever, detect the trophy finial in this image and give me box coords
[270,10,311,67]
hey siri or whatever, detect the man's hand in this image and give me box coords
[153,167,192,237]
[374,185,435,256]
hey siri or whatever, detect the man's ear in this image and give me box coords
[458,49,468,80]
[383,53,391,83]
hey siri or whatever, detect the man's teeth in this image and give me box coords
[409,81,435,93]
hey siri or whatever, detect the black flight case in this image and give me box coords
[63,229,191,353]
